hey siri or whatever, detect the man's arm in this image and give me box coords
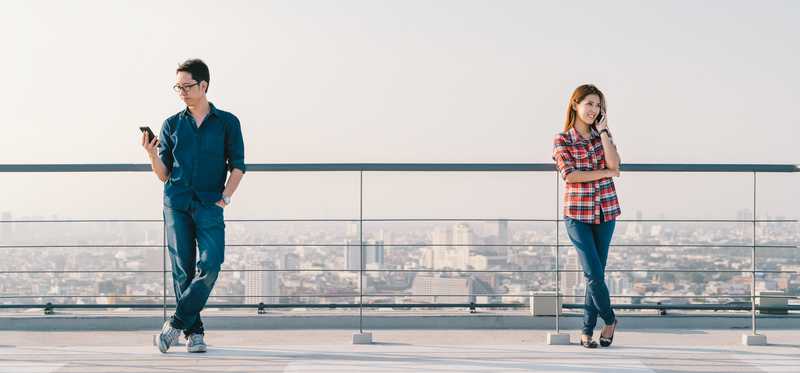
[219,114,246,207]
[141,132,170,182]
[223,169,244,198]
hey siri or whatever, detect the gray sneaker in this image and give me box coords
[186,333,207,353]
[157,320,181,353]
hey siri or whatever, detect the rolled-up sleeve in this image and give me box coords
[552,134,575,181]
[225,115,246,174]
[157,119,174,175]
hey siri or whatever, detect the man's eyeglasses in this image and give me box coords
[172,81,200,93]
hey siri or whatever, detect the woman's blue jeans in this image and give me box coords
[565,216,616,336]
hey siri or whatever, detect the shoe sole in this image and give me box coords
[187,345,207,353]
[158,335,170,353]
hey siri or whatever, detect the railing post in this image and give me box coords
[752,171,757,335]
[743,171,767,345]
[556,172,560,333]
[162,218,167,321]
[547,170,569,344]
[353,169,372,344]
[360,170,364,333]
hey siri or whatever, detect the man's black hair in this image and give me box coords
[176,59,210,92]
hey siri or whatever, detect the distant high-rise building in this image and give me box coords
[452,223,473,247]
[608,275,629,297]
[409,275,474,304]
[636,210,645,236]
[447,223,472,269]
[561,249,583,303]
[736,209,752,222]
[432,226,450,246]
[496,219,510,258]
[365,240,385,267]
[421,247,435,269]
[346,239,385,270]
[422,224,474,270]
[282,253,300,271]
[245,260,280,305]
[345,239,362,270]
[346,221,360,239]
[97,279,127,297]
[497,219,509,244]
[1,212,11,241]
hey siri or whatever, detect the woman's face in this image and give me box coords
[574,94,603,125]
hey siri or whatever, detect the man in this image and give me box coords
[141,59,245,353]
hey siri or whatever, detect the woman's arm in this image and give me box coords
[554,132,619,183]
[596,110,620,170]
[565,168,619,183]
[600,132,621,171]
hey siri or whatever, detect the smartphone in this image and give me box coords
[594,110,605,125]
[139,126,157,143]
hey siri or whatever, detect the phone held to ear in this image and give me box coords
[594,111,604,125]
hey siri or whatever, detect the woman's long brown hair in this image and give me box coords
[564,84,606,132]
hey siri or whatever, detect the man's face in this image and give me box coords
[174,71,206,106]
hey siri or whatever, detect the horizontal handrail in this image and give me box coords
[1,302,798,312]
[0,163,798,173]
[1,218,796,224]
[0,269,797,274]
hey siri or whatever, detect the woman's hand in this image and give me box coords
[595,109,609,132]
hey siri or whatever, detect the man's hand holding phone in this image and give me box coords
[139,126,159,157]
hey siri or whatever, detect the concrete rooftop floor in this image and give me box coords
[1,329,799,372]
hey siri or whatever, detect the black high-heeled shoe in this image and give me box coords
[580,336,598,348]
[599,319,618,347]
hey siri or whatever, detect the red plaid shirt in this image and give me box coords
[552,127,621,224]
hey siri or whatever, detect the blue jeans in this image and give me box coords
[163,199,225,336]
[565,215,616,337]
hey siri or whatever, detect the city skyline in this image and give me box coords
[1,216,796,308]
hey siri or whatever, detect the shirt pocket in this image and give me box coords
[571,146,593,170]
[201,126,225,157]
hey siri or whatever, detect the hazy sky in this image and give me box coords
[1,0,797,220]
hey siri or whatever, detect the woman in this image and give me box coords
[552,84,621,348]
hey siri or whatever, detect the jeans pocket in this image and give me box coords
[211,202,225,214]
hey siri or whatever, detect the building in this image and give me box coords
[245,260,280,305]
[561,249,583,303]
[365,240,385,267]
[345,239,361,271]
[1,211,11,241]
[421,224,476,270]
[283,253,300,271]
[409,275,473,304]
[346,239,385,270]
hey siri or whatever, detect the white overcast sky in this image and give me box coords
[0,0,797,220]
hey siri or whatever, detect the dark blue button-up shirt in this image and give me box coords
[158,103,246,210]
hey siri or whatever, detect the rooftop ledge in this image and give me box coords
[2,309,799,331]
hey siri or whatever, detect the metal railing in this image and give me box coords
[0,163,798,337]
